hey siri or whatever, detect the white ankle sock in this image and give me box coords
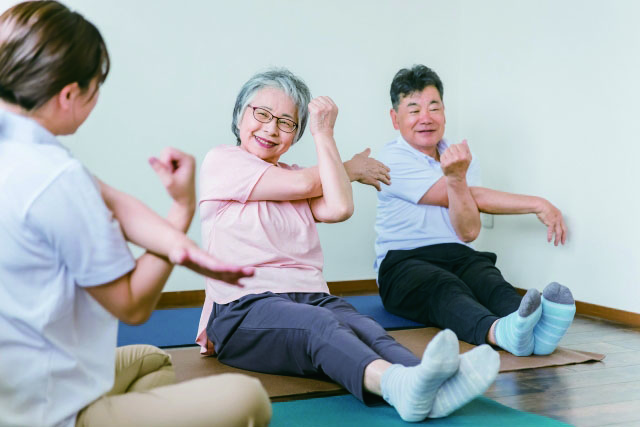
[381,329,460,422]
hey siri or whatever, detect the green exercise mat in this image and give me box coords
[271,395,569,426]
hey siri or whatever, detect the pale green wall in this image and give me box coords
[42,0,463,291]
[4,0,638,312]
[458,1,640,313]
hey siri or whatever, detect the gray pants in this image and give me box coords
[207,292,420,402]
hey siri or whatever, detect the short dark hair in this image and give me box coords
[0,1,110,111]
[390,65,443,110]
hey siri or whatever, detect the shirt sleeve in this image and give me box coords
[199,146,273,203]
[26,161,135,287]
[382,149,443,204]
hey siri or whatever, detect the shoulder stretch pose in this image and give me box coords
[0,2,270,426]
[197,68,501,422]
[375,64,576,357]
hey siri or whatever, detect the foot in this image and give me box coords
[381,329,460,422]
[534,282,576,355]
[494,288,542,356]
[428,344,500,418]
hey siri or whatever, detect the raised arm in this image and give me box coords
[307,97,354,222]
[437,140,481,242]
[87,148,252,325]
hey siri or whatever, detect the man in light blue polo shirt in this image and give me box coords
[375,65,576,356]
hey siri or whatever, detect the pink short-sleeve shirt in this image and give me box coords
[196,145,329,353]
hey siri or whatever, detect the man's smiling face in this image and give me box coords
[390,85,446,158]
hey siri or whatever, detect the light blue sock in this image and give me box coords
[428,344,500,418]
[381,329,459,422]
[534,282,576,355]
[494,289,542,356]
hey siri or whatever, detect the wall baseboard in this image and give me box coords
[158,280,640,327]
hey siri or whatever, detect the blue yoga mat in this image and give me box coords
[117,294,422,347]
[271,395,569,426]
[344,295,422,329]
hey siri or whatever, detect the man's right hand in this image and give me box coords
[440,140,472,181]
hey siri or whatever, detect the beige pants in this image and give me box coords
[76,345,271,427]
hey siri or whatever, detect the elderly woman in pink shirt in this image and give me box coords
[196,69,500,422]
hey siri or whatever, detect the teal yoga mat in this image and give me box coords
[271,395,569,426]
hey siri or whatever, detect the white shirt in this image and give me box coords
[0,110,135,427]
[374,136,481,271]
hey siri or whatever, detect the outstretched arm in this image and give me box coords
[419,169,567,246]
[469,188,567,245]
[246,148,390,201]
[87,148,252,325]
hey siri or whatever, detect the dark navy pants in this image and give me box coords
[206,292,420,402]
[378,243,522,345]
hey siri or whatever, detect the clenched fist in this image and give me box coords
[441,140,472,181]
[308,96,338,137]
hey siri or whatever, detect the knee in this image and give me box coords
[199,374,272,427]
[112,345,175,394]
[116,345,173,371]
[235,376,272,427]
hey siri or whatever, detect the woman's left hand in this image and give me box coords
[149,147,196,209]
[345,148,391,191]
[308,96,338,137]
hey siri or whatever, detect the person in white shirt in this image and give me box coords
[0,2,269,426]
[375,64,576,357]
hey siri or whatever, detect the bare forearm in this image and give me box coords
[314,135,354,220]
[295,160,359,198]
[447,177,481,242]
[101,187,197,322]
[470,187,544,215]
[100,183,194,256]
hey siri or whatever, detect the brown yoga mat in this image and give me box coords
[167,327,605,400]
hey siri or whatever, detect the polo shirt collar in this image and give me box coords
[0,108,66,151]
[396,134,448,163]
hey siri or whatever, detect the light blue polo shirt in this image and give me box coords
[374,135,481,271]
[0,110,135,427]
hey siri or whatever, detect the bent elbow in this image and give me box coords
[322,203,354,223]
[338,204,355,222]
[459,226,480,243]
[121,307,152,326]
[460,234,477,243]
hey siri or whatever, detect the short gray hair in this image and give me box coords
[232,68,311,145]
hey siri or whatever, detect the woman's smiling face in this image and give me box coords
[238,87,299,165]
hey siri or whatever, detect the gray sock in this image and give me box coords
[518,288,541,316]
[542,282,574,304]
[495,289,542,356]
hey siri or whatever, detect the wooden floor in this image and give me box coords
[486,314,640,427]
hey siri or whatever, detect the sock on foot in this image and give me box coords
[428,344,500,418]
[494,288,542,356]
[534,282,576,355]
[381,329,460,422]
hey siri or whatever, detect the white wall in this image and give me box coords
[5,0,637,312]
[458,1,640,313]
